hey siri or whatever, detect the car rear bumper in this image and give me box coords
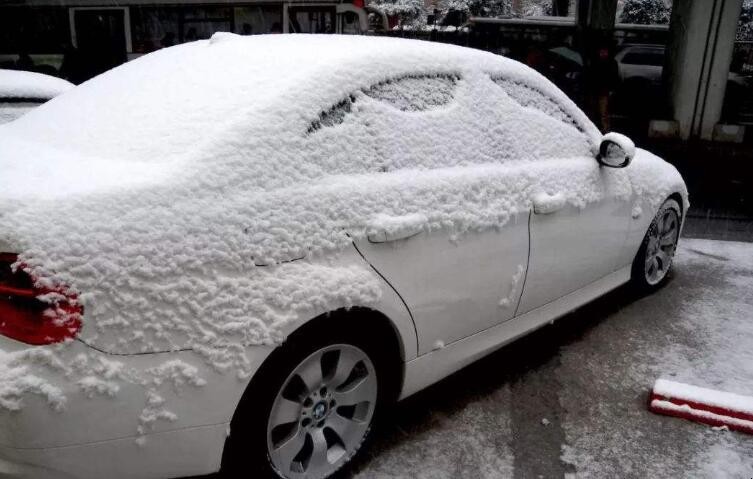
[0,335,277,478]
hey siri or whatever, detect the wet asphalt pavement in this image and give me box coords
[349,235,753,479]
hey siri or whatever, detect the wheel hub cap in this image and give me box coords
[312,401,328,420]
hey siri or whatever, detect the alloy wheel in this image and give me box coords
[644,207,680,285]
[267,344,378,479]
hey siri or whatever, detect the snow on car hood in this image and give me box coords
[0,35,686,424]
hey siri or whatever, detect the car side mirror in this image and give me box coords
[597,132,635,168]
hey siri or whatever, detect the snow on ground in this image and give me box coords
[356,389,515,479]
[559,238,753,478]
[355,239,753,478]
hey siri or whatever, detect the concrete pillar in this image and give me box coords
[665,0,743,140]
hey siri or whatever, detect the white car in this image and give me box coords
[614,44,665,88]
[0,69,74,124]
[0,34,687,479]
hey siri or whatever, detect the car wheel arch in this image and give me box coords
[667,192,684,217]
[222,306,405,467]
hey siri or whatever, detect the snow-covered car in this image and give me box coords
[0,69,74,124]
[0,34,687,479]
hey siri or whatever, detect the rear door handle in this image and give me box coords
[367,213,426,243]
[532,192,566,215]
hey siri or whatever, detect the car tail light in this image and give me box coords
[0,253,82,345]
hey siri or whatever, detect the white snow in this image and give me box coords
[367,213,428,242]
[560,238,753,478]
[0,349,67,411]
[138,390,178,435]
[498,264,525,307]
[601,132,636,161]
[631,203,642,219]
[652,379,753,417]
[0,69,74,100]
[0,35,687,423]
[0,103,38,125]
[531,191,567,214]
[77,376,120,398]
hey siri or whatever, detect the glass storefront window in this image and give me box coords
[341,11,364,35]
[608,0,672,135]
[722,0,753,128]
[289,7,336,34]
[131,6,233,53]
[131,7,181,52]
[233,6,283,35]
[616,0,672,25]
[0,7,69,54]
[0,7,69,76]
[182,7,232,40]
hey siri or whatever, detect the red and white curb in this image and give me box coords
[648,379,753,435]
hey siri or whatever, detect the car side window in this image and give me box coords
[306,73,458,135]
[307,95,356,134]
[491,77,581,131]
[621,51,664,66]
[362,74,458,112]
[304,73,461,173]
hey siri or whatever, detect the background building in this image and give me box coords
[0,0,371,82]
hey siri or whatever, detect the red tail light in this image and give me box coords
[0,253,82,345]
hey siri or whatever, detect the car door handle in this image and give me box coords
[532,192,566,215]
[367,213,426,243]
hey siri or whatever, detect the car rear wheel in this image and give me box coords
[223,323,390,479]
[631,198,681,291]
[267,344,377,478]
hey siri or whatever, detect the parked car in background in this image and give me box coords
[0,35,687,479]
[0,69,74,124]
[615,44,665,88]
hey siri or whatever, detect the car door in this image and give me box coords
[516,162,632,314]
[485,79,634,314]
[349,74,530,355]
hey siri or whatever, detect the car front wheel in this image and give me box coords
[631,198,682,291]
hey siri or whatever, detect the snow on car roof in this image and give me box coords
[1,34,594,168]
[0,69,74,100]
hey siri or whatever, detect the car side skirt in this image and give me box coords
[399,265,631,399]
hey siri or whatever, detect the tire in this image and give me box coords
[630,198,682,292]
[222,320,394,479]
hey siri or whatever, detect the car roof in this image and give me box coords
[1,35,593,166]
